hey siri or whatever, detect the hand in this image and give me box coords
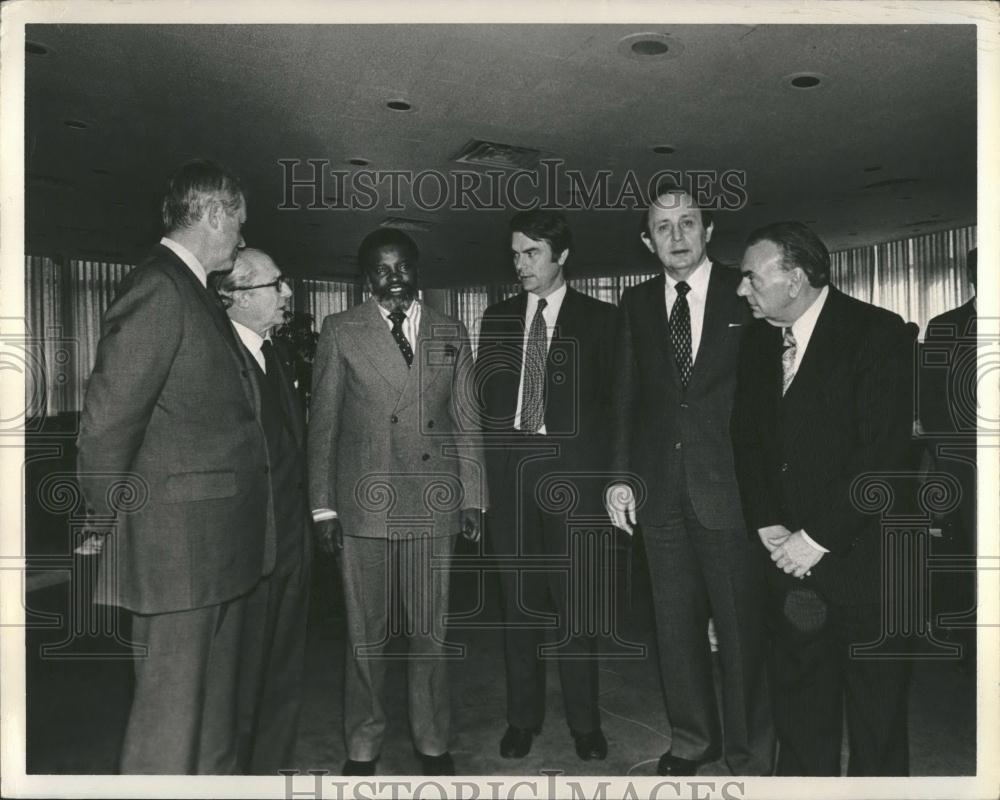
[460,507,483,543]
[605,483,637,535]
[771,530,824,579]
[314,517,344,557]
[758,524,793,553]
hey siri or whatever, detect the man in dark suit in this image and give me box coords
[307,228,486,776]
[732,221,914,775]
[920,247,977,666]
[606,187,773,776]
[212,248,311,774]
[77,161,272,774]
[476,209,616,762]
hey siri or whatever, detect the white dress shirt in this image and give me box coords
[782,285,831,555]
[231,319,268,372]
[376,299,421,350]
[514,282,568,434]
[160,236,207,287]
[664,257,712,363]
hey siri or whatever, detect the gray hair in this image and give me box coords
[210,248,271,309]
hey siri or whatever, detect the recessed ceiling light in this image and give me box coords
[652,144,676,155]
[785,72,825,90]
[386,99,412,112]
[26,41,48,56]
[64,119,88,130]
[618,32,684,61]
[347,157,370,166]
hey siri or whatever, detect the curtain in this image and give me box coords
[831,226,975,338]
[291,278,362,326]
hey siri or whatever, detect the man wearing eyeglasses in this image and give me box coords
[77,160,270,774]
[307,228,487,776]
[211,248,308,774]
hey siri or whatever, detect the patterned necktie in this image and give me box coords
[388,309,414,367]
[781,327,797,395]
[520,298,548,433]
[669,281,693,387]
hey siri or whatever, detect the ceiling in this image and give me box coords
[24,23,976,287]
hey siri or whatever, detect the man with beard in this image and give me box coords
[211,249,310,773]
[307,228,487,776]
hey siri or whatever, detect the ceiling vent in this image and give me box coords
[380,216,435,232]
[452,139,542,170]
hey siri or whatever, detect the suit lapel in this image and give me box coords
[348,299,411,396]
[689,263,728,391]
[158,246,261,413]
[644,273,682,388]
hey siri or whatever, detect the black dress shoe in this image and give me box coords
[343,758,377,776]
[657,751,709,776]
[572,728,608,760]
[499,725,539,758]
[417,751,455,775]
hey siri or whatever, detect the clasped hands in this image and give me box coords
[313,508,484,557]
[759,524,823,579]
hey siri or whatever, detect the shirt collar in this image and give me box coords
[231,318,266,353]
[664,255,712,295]
[376,298,420,321]
[790,285,830,343]
[160,236,207,287]
[527,281,568,315]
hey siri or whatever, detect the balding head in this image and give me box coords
[211,248,292,336]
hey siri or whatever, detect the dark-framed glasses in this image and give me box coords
[233,275,292,292]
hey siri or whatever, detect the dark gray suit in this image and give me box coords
[78,244,274,773]
[611,265,773,775]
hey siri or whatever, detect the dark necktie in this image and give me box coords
[669,281,693,387]
[388,309,414,367]
[781,327,797,395]
[259,339,285,399]
[520,298,548,433]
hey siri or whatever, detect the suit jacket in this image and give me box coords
[476,288,618,513]
[307,299,486,538]
[732,286,915,604]
[255,337,311,575]
[920,298,977,437]
[611,264,750,529]
[78,244,275,614]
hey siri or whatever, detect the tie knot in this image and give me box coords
[389,309,406,326]
[783,327,796,347]
[537,298,548,311]
[675,281,691,298]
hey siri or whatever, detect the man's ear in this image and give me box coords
[205,199,223,231]
[556,249,570,267]
[704,221,714,244]
[640,231,655,255]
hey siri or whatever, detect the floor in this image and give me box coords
[23,536,977,780]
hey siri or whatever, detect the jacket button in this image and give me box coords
[421,453,430,461]
[263,465,270,474]
[390,415,398,424]
[680,402,689,409]
[779,462,789,472]
[427,420,434,428]
[674,442,682,450]
[242,370,249,378]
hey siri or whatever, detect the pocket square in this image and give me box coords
[727,322,743,328]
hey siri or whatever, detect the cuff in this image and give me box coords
[799,529,829,554]
[312,508,338,522]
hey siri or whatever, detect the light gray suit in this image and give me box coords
[307,298,486,759]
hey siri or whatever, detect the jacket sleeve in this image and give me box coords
[77,267,182,515]
[609,293,638,481]
[306,314,346,514]
[449,320,488,510]
[801,314,916,553]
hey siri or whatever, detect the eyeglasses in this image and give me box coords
[233,276,292,293]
